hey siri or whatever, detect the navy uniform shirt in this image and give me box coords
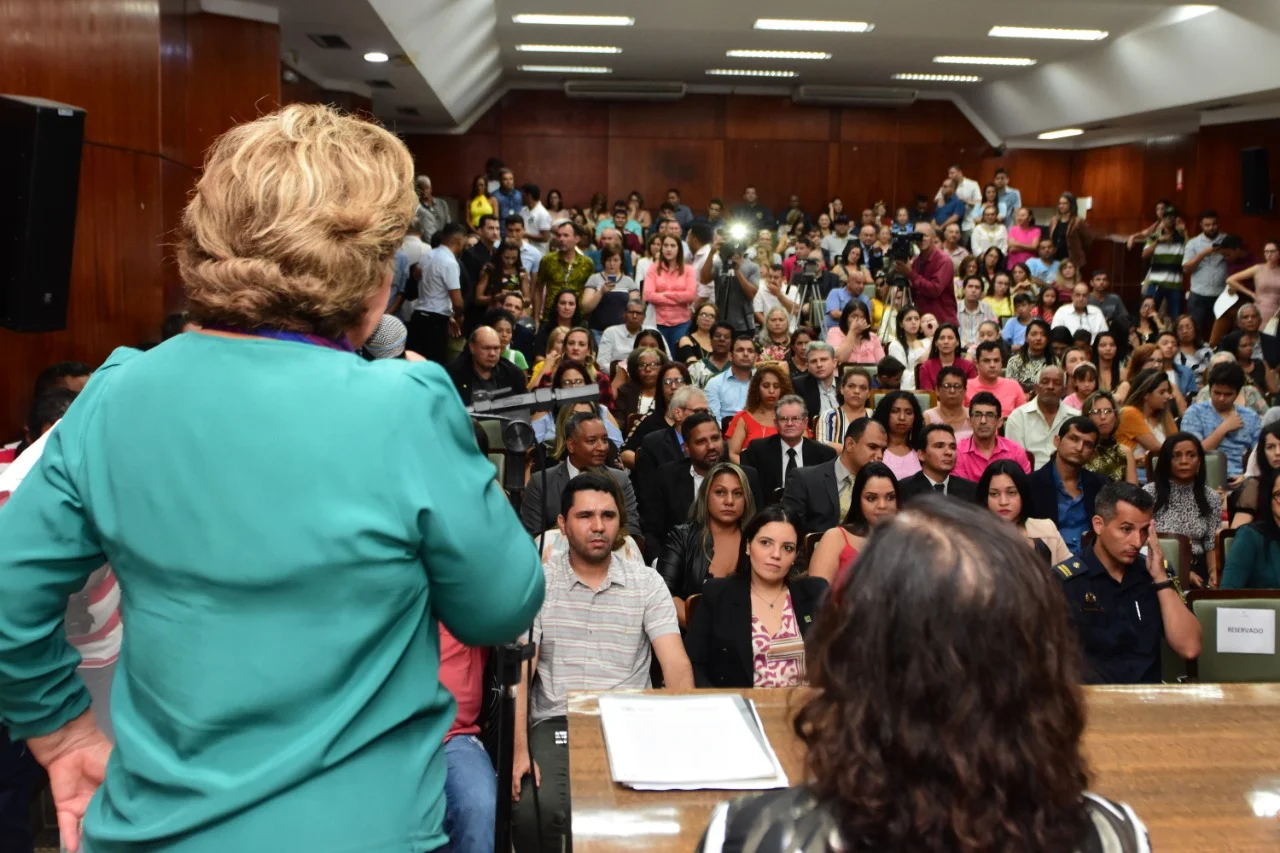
[1054,547,1176,684]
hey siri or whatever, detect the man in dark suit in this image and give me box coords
[791,342,840,423]
[741,394,835,505]
[447,326,526,406]
[1027,416,1106,556]
[522,411,640,537]
[632,386,710,501]
[641,413,762,562]
[899,423,977,503]
[782,416,887,537]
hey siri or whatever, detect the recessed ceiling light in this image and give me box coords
[706,68,798,78]
[363,51,389,63]
[754,19,873,33]
[515,44,622,54]
[934,55,1036,66]
[1038,128,1085,139]
[892,73,982,83]
[988,25,1108,41]
[512,14,634,26]
[726,49,831,60]
[517,64,612,74]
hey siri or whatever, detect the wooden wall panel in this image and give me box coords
[835,143,899,215]
[723,140,830,215]
[404,134,501,202]
[606,138,722,211]
[724,96,835,141]
[501,135,609,210]
[607,95,724,140]
[499,90,608,138]
[1194,121,1280,253]
[978,149,1073,209]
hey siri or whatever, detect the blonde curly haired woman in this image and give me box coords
[0,106,544,853]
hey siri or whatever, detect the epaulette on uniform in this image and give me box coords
[1053,559,1082,581]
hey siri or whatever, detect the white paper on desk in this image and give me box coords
[598,694,788,790]
[1214,289,1239,319]
[1217,607,1276,655]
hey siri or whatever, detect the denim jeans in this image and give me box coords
[1144,284,1183,321]
[657,321,690,356]
[444,735,495,853]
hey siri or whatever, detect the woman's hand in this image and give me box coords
[28,710,112,853]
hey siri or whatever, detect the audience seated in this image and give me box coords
[922,364,973,441]
[741,395,836,503]
[726,364,791,462]
[1028,417,1107,554]
[630,379,702,490]
[1081,390,1137,483]
[512,473,693,853]
[782,417,887,536]
[1054,482,1202,684]
[1230,421,1280,527]
[1006,366,1079,467]
[658,462,757,628]
[684,505,826,688]
[900,423,976,501]
[965,340,1026,417]
[688,321,734,387]
[917,323,975,391]
[1145,432,1221,587]
[1116,368,1178,480]
[816,367,871,451]
[1005,318,1053,389]
[872,390,924,481]
[705,334,759,422]
[1181,360,1261,478]
[808,461,900,591]
[953,392,1030,481]
[977,459,1071,563]
[439,626,494,853]
[792,341,840,421]
[447,326,526,406]
[598,295,668,370]
[1222,466,1280,588]
[520,411,640,537]
[703,496,1151,853]
[613,346,668,432]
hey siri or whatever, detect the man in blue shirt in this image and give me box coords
[1026,239,1061,290]
[1181,361,1262,478]
[933,178,967,230]
[1028,417,1107,554]
[994,168,1022,228]
[494,168,524,222]
[823,275,872,332]
[705,334,758,422]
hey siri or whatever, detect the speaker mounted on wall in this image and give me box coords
[0,94,87,332]
[1241,146,1274,215]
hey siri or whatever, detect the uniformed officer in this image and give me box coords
[1054,482,1202,683]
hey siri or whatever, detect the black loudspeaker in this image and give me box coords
[1242,146,1274,215]
[0,94,87,332]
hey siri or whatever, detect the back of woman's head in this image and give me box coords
[797,495,1089,852]
[178,105,416,340]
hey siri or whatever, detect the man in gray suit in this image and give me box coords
[521,411,641,537]
[781,416,887,536]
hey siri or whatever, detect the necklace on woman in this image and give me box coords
[751,586,786,609]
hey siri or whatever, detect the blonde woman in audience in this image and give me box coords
[886,307,930,391]
[1052,258,1084,303]
[1115,342,1162,402]
[808,462,899,594]
[756,307,793,363]
[819,368,874,451]
[976,459,1071,563]
[1083,390,1137,483]
[527,326,568,389]
[727,364,792,462]
[1117,368,1177,482]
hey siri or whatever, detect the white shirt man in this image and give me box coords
[942,166,981,236]
[522,198,553,253]
[752,266,801,331]
[414,243,462,316]
[599,299,670,367]
[1005,367,1079,468]
[1052,284,1109,337]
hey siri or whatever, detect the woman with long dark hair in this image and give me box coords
[976,459,1071,563]
[916,323,976,391]
[614,345,669,433]
[827,299,884,364]
[619,360,691,468]
[886,306,929,390]
[1005,318,1053,389]
[786,326,814,379]
[658,462,756,628]
[545,188,564,216]
[683,504,827,687]
[467,173,496,229]
[808,462,899,591]
[1221,465,1280,589]
[533,289,584,357]
[1093,329,1124,394]
[701,498,1149,853]
[1117,368,1176,481]
[1144,432,1221,587]
[873,390,923,480]
[1231,420,1280,527]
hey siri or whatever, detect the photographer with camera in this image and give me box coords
[892,223,957,326]
[700,225,762,334]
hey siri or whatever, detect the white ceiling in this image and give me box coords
[222,0,1280,146]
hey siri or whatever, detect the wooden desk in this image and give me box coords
[568,685,1280,852]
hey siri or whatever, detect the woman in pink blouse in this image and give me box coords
[645,234,699,356]
[1006,207,1041,269]
[682,505,828,688]
[826,299,885,364]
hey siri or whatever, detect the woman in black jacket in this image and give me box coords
[683,505,828,689]
[658,462,756,628]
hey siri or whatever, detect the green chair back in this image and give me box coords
[1189,590,1280,683]
[1157,534,1192,590]
[1204,451,1227,490]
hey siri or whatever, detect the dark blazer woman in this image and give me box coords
[684,573,828,688]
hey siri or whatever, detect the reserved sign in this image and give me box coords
[1217,607,1277,655]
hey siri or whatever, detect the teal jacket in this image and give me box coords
[1220,524,1280,590]
[0,333,544,852]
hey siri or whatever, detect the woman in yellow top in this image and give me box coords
[1115,367,1176,483]
[983,271,1015,321]
[467,174,496,229]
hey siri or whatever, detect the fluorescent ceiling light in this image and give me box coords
[988,25,1108,40]
[892,73,982,83]
[726,49,831,60]
[706,68,798,78]
[515,44,622,54]
[512,14,634,26]
[363,51,389,63]
[754,19,873,33]
[1038,128,1084,139]
[517,64,612,74]
[934,55,1036,66]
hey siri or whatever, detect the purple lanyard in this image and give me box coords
[204,324,355,353]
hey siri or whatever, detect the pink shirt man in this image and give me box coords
[953,434,1032,481]
[964,376,1026,424]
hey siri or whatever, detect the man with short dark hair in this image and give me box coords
[1053,482,1202,683]
[782,417,888,536]
[1052,282,1108,336]
[1142,204,1187,319]
[1002,292,1035,349]
[1088,270,1127,323]
[899,423,977,501]
[966,341,1026,417]
[704,197,724,225]
[782,237,825,285]
[409,222,468,364]
[742,394,837,502]
[892,222,957,326]
[631,385,709,490]
[941,223,971,277]
[954,392,1031,481]
[1181,360,1261,477]
[447,325,526,406]
[1183,209,1228,337]
[875,356,904,391]
[512,473,693,853]
[534,221,595,324]
[520,183,552,251]
[821,216,853,266]
[520,412,640,536]
[1026,238,1061,291]
[704,334,757,421]
[596,202,643,249]
[1028,416,1107,553]
[504,215,544,277]
[732,186,773,229]
[688,322,735,388]
[993,167,1021,228]
[494,168,523,221]
[932,178,966,230]
[957,276,994,350]
[666,188,693,230]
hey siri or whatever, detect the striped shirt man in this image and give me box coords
[1143,232,1187,291]
[531,550,678,723]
